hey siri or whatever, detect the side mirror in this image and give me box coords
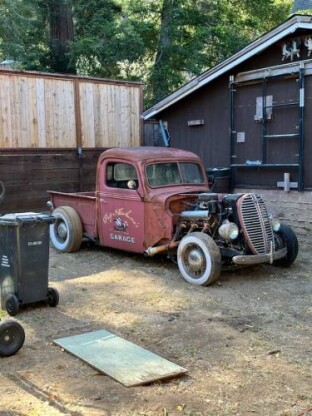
[127,180,137,189]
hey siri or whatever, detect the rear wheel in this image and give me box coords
[50,206,82,252]
[0,320,25,357]
[273,224,298,267]
[177,232,221,286]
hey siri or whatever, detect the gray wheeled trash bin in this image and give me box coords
[0,212,59,316]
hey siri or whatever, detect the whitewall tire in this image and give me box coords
[50,206,82,253]
[177,232,221,286]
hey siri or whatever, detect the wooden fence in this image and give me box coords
[0,69,143,149]
[0,149,104,212]
[0,69,143,212]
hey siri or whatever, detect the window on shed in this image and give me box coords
[254,96,273,121]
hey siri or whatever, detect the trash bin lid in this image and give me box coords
[206,167,231,178]
[0,212,55,225]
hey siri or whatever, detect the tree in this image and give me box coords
[0,0,75,72]
[0,0,293,105]
[45,0,75,73]
[149,0,225,104]
[71,0,147,78]
[0,0,46,69]
[147,0,293,106]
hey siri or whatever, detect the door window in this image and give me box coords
[106,163,138,189]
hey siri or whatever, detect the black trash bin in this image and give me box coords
[206,168,231,193]
[0,212,59,316]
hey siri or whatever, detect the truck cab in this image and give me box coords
[96,147,209,253]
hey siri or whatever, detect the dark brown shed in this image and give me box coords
[143,14,312,194]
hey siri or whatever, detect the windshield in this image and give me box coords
[146,162,205,187]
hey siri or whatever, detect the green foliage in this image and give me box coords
[0,0,47,69]
[71,0,146,78]
[124,0,293,106]
[0,0,294,105]
[148,0,217,103]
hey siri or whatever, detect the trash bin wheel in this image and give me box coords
[5,294,20,316]
[47,287,59,307]
[0,320,25,357]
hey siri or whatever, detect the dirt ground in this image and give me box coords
[0,241,311,416]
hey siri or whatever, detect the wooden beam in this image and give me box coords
[235,59,312,83]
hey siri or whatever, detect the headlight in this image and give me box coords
[219,221,239,241]
[271,217,281,232]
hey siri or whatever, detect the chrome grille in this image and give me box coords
[238,194,274,255]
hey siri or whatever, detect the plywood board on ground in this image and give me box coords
[54,329,187,387]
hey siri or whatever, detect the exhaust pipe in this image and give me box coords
[144,241,179,257]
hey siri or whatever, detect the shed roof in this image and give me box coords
[143,14,312,120]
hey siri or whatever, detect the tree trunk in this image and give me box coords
[151,0,175,104]
[47,0,75,73]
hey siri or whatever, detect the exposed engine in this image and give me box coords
[176,192,277,267]
[144,190,290,285]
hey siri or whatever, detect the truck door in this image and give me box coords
[98,160,145,253]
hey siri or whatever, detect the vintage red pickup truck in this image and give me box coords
[48,147,298,286]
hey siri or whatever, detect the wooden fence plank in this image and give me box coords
[80,82,95,147]
[36,78,46,147]
[108,84,116,147]
[10,76,20,148]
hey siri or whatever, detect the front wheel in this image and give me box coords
[0,320,25,357]
[273,224,298,267]
[50,206,82,252]
[177,232,221,286]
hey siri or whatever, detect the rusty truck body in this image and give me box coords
[48,147,298,286]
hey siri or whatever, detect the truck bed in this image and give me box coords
[48,191,97,239]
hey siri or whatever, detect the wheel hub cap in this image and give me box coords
[187,248,204,272]
[57,222,68,239]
